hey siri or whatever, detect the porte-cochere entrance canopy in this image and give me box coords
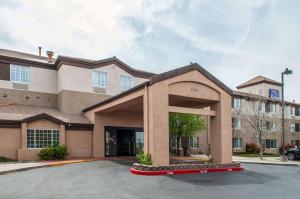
[83,63,232,166]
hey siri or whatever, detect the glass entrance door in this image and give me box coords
[104,127,144,157]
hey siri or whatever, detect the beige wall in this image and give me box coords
[57,90,111,114]
[58,64,148,96]
[0,88,57,108]
[66,130,92,158]
[0,128,21,160]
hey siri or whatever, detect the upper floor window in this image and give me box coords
[290,106,296,116]
[295,107,300,116]
[291,123,296,133]
[232,98,241,109]
[120,75,133,91]
[266,102,276,113]
[232,118,241,129]
[10,65,30,84]
[259,102,265,113]
[92,71,107,87]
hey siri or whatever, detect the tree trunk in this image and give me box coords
[176,136,180,156]
[258,134,264,160]
[259,146,264,160]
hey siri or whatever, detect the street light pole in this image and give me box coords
[281,68,293,162]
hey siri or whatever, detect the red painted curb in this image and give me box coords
[130,167,244,176]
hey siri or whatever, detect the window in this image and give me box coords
[232,118,241,129]
[92,71,107,87]
[266,102,276,113]
[232,98,241,109]
[295,107,300,116]
[290,107,295,116]
[295,123,300,132]
[135,131,144,153]
[291,123,296,133]
[189,137,199,148]
[291,140,300,148]
[120,75,133,90]
[265,139,277,149]
[233,138,242,148]
[259,102,265,112]
[10,65,30,84]
[27,129,59,148]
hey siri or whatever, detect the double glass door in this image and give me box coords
[105,127,143,157]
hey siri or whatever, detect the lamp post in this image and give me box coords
[281,68,293,162]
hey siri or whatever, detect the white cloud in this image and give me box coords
[0,0,299,101]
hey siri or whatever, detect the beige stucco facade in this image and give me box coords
[85,66,233,166]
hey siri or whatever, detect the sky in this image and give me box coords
[0,0,299,101]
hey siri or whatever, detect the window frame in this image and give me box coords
[265,139,277,149]
[92,70,108,88]
[233,138,242,149]
[120,75,134,91]
[259,102,265,113]
[233,98,241,109]
[27,129,60,149]
[10,64,30,84]
[291,123,296,133]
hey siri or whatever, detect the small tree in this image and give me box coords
[169,112,206,156]
[240,95,281,160]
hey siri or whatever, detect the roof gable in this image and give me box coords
[149,63,232,95]
[22,113,65,124]
[237,76,282,89]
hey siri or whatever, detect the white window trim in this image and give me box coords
[92,70,108,88]
[290,107,295,116]
[27,129,60,149]
[259,102,265,113]
[233,138,242,149]
[10,64,30,84]
[233,98,241,109]
[120,75,134,91]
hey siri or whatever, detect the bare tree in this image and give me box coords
[239,95,282,160]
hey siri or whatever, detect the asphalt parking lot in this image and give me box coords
[0,160,299,199]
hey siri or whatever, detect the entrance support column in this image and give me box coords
[147,83,170,166]
[210,94,232,163]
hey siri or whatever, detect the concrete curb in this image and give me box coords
[0,159,98,175]
[240,161,299,166]
[130,167,244,176]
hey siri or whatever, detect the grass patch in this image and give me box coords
[233,152,280,157]
[0,156,16,162]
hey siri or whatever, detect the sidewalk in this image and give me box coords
[0,159,97,175]
[233,156,300,166]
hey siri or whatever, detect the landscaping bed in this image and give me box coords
[130,161,243,175]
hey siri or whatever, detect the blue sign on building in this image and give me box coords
[269,89,279,99]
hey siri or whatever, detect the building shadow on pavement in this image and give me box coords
[167,170,279,186]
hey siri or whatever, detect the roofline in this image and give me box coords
[83,63,233,112]
[55,56,154,78]
[236,80,282,89]
[83,81,149,112]
[0,114,93,129]
[149,63,232,95]
[233,91,300,106]
[0,55,56,70]
[0,50,154,78]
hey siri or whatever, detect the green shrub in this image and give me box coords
[136,152,152,165]
[38,145,68,160]
[0,156,15,162]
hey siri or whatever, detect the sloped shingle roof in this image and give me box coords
[237,76,282,89]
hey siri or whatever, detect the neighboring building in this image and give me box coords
[232,76,300,154]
